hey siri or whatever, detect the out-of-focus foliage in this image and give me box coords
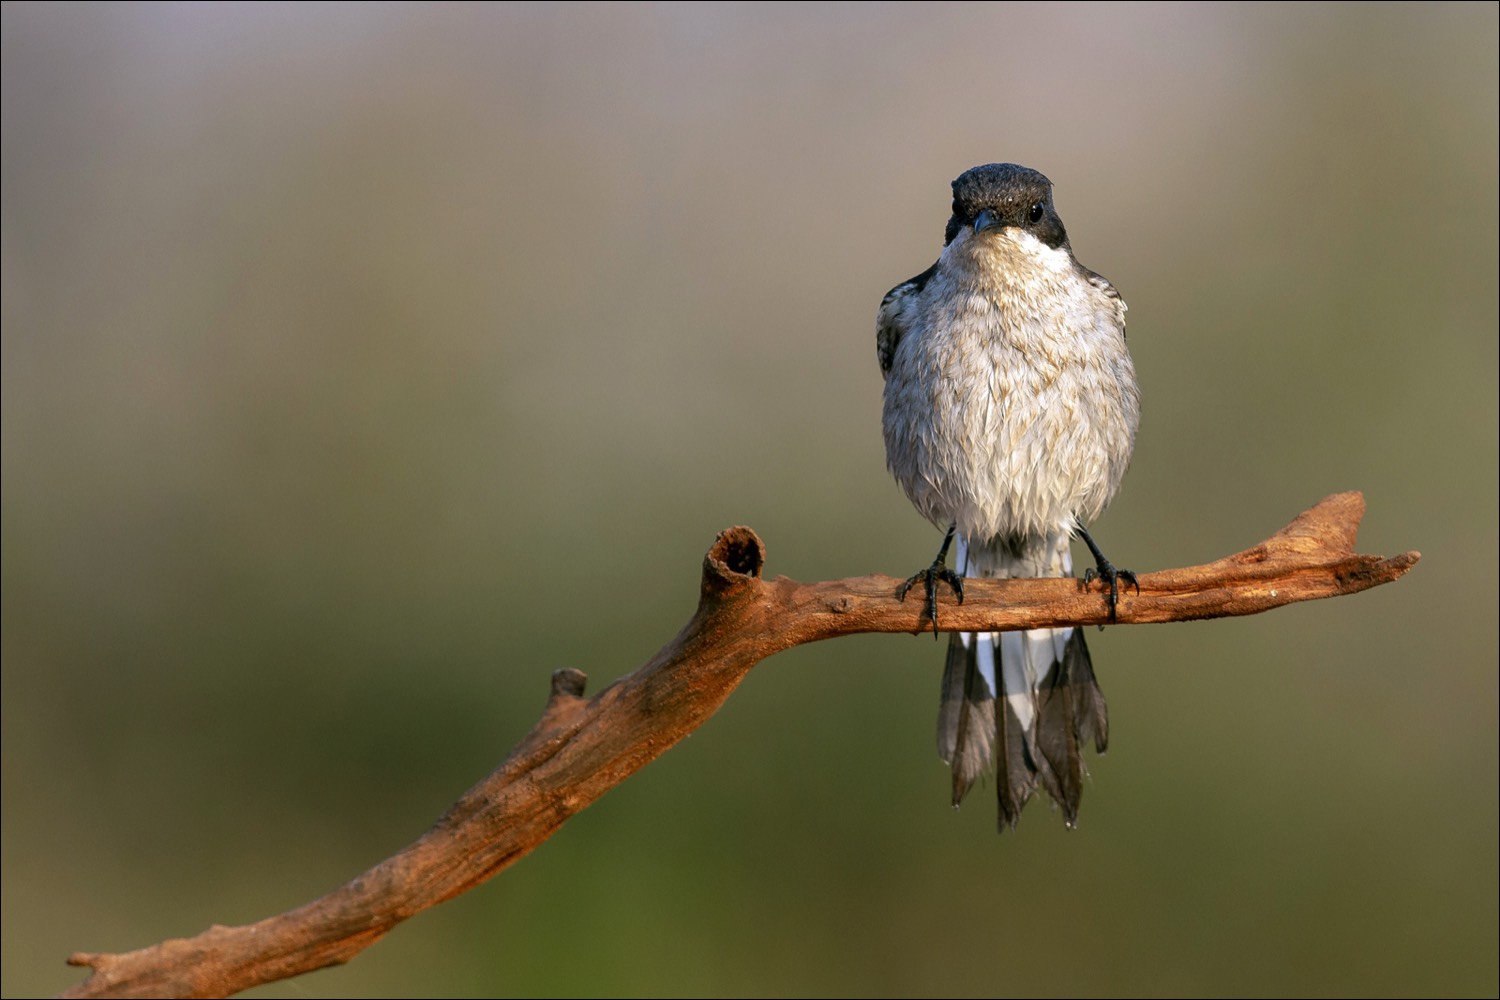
[3,4,1495,997]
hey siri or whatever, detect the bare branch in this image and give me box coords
[61,492,1418,999]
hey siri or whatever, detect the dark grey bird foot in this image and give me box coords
[897,524,965,636]
[1077,523,1138,624]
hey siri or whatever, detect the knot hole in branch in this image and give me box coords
[710,526,765,578]
[701,526,766,598]
[537,668,590,731]
[550,668,587,699]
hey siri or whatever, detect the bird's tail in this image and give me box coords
[936,534,1109,830]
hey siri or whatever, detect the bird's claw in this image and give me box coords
[897,562,964,637]
[1076,522,1136,626]
[1083,563,1138,624]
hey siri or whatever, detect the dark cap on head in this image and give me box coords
[945,163,1068,250]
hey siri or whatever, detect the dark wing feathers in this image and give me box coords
[876,263,935,377]
[1077,263,1129,340]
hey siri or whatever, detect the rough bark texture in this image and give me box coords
[61,492,1418,999]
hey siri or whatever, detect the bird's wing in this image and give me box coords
[876,263,935,378]
[1078,263,1129,336]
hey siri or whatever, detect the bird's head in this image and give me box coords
[944,163,1070,253]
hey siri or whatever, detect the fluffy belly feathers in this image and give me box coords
[883,300,1137,543]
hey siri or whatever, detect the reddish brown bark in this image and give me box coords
[62,492,1418,998]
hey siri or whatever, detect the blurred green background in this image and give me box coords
[3,4,1495,997]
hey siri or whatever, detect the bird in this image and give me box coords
[877,163,1140,830]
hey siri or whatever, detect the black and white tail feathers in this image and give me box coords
[936,535,1110,830]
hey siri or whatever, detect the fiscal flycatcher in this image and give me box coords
[879,163,1140,830]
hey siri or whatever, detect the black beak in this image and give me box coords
[973,208,1003,234]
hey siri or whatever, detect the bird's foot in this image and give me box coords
[897,561,965,634]
[897,524,964,636]
[1077,523,1137,624]
[1083,561,1137,624]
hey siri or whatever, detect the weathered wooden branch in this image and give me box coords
[61,492,1417,999]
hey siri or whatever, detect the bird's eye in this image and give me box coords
[952,199,964,219]
[1028,202,1045,224]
